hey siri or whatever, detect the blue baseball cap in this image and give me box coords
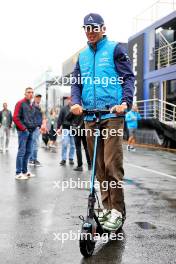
[83,13,104,26]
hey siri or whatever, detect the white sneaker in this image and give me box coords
[127,145,130,151]
[111,209,122,219]
[98,209,111,225]
[103,209,123,231]
[130,146,136,152]
[15,173,28,180]
[26,172,36,178]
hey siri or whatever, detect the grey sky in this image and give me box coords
[0,0,167,110]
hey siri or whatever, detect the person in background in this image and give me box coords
[57,97,75,166]
[0,102,12,152]
[125,105,141,151]
[40,114,50,148]
[13,87,37,180]
[29,94,43,166]
[48,108,58,151]
[68,113,91,171]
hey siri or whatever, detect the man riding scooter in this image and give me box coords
[71,13,134,232]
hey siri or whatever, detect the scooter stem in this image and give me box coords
[90,131,99,195]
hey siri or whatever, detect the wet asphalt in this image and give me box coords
[0,135,176,264]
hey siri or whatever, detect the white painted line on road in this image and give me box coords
[125,163,176,180]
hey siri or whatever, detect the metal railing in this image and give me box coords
[136,98,176,128]
[155,37,176,69]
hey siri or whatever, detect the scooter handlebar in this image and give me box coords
[82,109,111,115]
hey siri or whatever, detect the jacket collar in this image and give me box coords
[88,35,108,51]
[24,98,32,104]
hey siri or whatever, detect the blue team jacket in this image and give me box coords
[125,111,141,129]
[71,36,135,120]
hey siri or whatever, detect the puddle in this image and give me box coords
[135,222,157,230]
[19,209,39,217]
[16,242,34,249]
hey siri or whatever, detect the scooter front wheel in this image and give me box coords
[79,229,95,257]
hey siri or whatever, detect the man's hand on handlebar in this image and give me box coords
[110,103,127,114]
[70,104,83,116]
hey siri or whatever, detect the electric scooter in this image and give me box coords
[79,109,126,257]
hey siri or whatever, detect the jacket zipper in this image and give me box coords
[93,50,96,109]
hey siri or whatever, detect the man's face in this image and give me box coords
[35,96,41,104]
[84,25,105,44]
[25,88,34,101]
[3,103,7,110]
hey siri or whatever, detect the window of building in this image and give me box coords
[155,18,176,69]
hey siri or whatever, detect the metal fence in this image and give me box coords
[136,98,176,128]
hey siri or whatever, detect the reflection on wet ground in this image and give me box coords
[135,222,157,230]
[0,139,176,263]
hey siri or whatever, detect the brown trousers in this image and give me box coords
[85,118,125,213]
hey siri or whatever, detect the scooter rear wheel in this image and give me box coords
[79,230,95,257]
